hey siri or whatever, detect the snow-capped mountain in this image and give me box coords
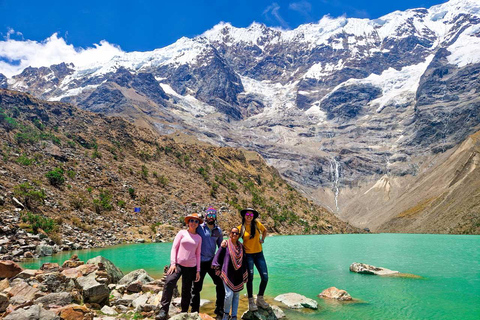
[2,0,480,227]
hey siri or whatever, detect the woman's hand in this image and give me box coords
[221,240,227,248]
[260,238,264,244]
[195,271,200,282]
[166,264,177,275]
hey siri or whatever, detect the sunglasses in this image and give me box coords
[230,232,239,235]
[206,214,216,218]
[189,219,200,224]
[245,213,254,217]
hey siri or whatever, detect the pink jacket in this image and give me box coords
[170,230,202,272]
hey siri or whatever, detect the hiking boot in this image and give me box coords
[155,309,168,320]
[248,297,258,311]
[256,295,270,309]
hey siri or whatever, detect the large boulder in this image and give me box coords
[0,260,23,278]
[75,273,109,304]
[274,293,318,309]
[349,262,399,276]
[34,292,73,307]
[118,269,154,286]
[4,304,60,320]
[318,287,353,301]
[241,306,279,320]
[36,245,54,257]
[86,256,124,283]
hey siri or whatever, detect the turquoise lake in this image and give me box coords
[22,234,480,320]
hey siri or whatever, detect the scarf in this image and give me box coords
[227,238,243,270]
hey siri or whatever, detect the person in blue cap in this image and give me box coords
[190,206,225,319]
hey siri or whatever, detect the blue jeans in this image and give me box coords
[246,251,268,298]
[223,283,240,319]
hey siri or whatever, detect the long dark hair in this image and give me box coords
[240,216,258,239]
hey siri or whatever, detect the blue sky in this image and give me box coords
[1,0,446,52]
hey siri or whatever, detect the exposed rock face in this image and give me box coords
[318,287,353,301]
[273,293,318,309]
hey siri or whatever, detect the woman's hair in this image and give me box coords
[240,216,258,239]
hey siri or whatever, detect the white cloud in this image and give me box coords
[263,3,289,29]
[0,32,123,77]
[289,1,312,17]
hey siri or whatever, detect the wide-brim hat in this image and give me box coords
[240,208,259,219]
[184,213,204,224]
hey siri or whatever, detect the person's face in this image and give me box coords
[188,219,200,228]
[230,228,240,240]
[206,212,216,224]
[245,211,254,221]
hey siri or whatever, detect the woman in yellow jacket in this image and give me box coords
[238,208,269,311]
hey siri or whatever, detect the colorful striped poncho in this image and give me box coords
[212,239,248,292]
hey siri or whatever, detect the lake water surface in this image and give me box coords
[22,234,480,320]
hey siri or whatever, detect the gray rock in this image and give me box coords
[274,293,318,309]
[4,304,60,320]
[241,307,279,320]
[36,245,53,257]
[76,273,109,304]
[349,262,399,276]
[118,269,154,286]
[169,313,204,320]
[34,292,72,307]
[271,305,285,319]
[132,293,150,311]
[86,256,124,283]
[318,287,353,301]
[100,305,118,316]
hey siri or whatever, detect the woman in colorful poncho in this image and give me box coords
[212,227,248,320]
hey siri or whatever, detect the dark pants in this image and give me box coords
[191,259,225,315]
[160,264,196,313]
[246,251,268,298]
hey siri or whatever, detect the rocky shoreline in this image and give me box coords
[0,211,175,263]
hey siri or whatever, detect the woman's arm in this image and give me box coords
[212,246,226,268]
[170,230,183,265]
[167,231,183,275]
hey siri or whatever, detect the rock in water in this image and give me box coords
[274,293,318,309]
[349,262,399,275]
[0,260,23,278]
[318,287,353,301]
[86,256,124,283]
[241,306,279,320]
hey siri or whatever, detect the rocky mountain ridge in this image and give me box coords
[1,0,479,232]
[0,89,356,262]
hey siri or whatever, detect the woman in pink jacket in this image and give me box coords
[156,213,203,320]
